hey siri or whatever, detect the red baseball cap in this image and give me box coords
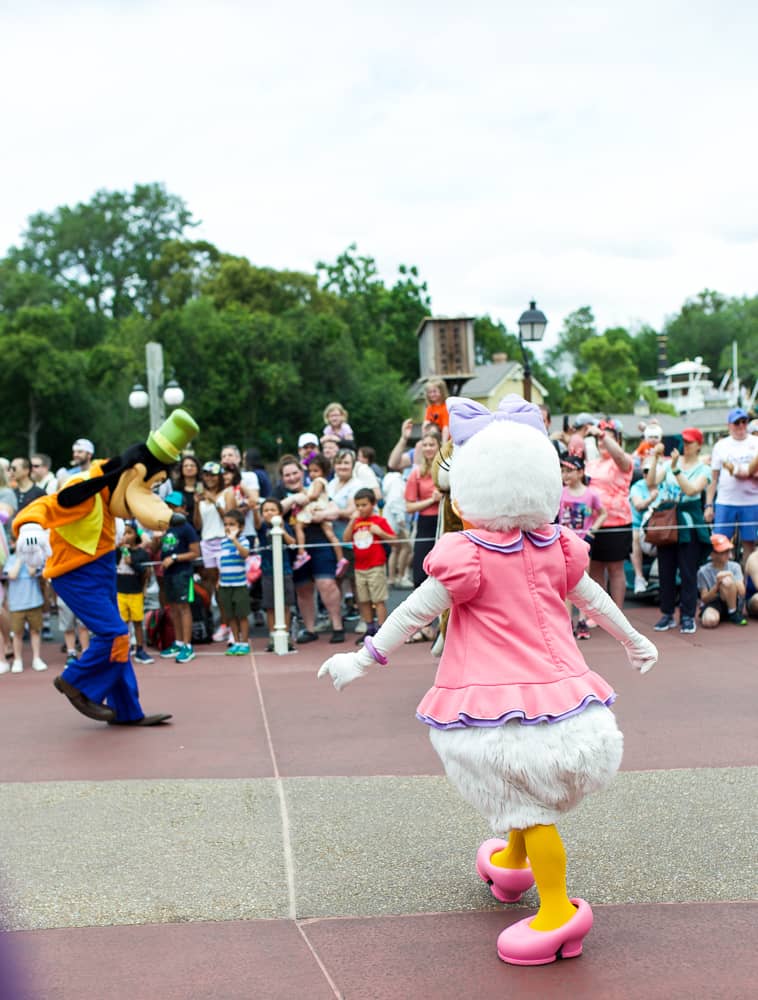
[711,533,734,553]
[681,427,703,445]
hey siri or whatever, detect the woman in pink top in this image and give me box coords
[404,433,442,590]
[319,396,657,967]
[584,419,633,612]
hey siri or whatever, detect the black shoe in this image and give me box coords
[108,713,172,726]
[296,630,318,644]
[329,630,345,644]
[727,609,747,626]
[53,675,115,723]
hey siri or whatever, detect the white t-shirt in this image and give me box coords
[240,470,260,536]
[353,461,380,495]
[711,435,758,505]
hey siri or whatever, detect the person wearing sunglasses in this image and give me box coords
[29,454,58,496]
[704,407,758,563]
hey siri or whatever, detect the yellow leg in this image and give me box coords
[490,829,528,869]
[522,824,577,931]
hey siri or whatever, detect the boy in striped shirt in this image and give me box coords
[219,509,251,655]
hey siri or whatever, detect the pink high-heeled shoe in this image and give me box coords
[476,838,535,903]
[497,898,593,966]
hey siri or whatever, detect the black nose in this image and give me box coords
[169,512,186,527]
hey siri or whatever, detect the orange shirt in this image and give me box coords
[425,403,449,432]
[13,462,116,578]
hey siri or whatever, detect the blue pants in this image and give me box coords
[53,552,144,722]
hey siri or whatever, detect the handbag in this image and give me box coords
[643,504,679,547]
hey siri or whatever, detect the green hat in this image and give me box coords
[146,409,199,464]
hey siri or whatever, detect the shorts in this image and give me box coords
[589,524,632,563]
[218,585,250,620]
[10,606,43,634]
[700,597,744,621]
[713,503,758,543]
[200,537,223,569]
[355,565,389,604]
[261,573,296,611]
[164,570,193,604]
[292,536,337,583]
[117,592,145,623]
[57,597,85,633]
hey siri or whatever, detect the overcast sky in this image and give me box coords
[2,1,757,354]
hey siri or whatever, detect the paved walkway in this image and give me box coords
[0,601,756,999]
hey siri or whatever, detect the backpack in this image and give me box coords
[190,581,214,644]
[145,607,175,651]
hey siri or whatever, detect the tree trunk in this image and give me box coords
[27,391,41,455]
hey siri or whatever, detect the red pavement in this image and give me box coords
[2,605,757,999]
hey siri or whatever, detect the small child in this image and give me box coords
[558,455,607,640]
[4,551,47,673]
[293,455,349,577]
[322,402,354,442]
[116,522,153,664]
[159,492,201,664]
[254,498,296,652]
[219,509,251,655]
[423,379,451,442]
[58,597,90,667]
[697,533,747,628]
[343,487,395,643]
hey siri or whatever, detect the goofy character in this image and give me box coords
[13,409,198,727]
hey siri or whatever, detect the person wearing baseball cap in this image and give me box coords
[71,438,95,475]
[646,424,711,633]
[297,433,320,470]
[704,407,758,562]
[697,533,748,628]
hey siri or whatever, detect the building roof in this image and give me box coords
[410,360,548,400]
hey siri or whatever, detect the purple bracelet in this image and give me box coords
[363,636,388,665]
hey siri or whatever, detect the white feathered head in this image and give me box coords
[447,395,561,531]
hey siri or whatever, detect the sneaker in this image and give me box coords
[175,645,196,664]
[11,659,23,674]
[65,650,77,667]
[354,619,368,635]
[296,630,318,644]
[234,642,250,655]
[329,630,345,644]
[212,625,230,643]
[633,576,648,595]
[585,617,598,629]
[343,606,360,622]
[32,657,48,671]
[395,576,414,590]
[160,642,182,658]
[41,625,54,641]
[314,615,332,633]
[727,609,748,626]
[133,649,154,665]
[293,552,311,570]
[225,644,240,656]
[679,616,697,635]
[335,557,350,579]
[575,620,591,640]
[654,614,677,631]
[0,660,8,675]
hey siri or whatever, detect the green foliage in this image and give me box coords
[563,334,642,413]
[544,306,598,377]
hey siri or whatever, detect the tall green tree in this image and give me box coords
[10,183,195,319]
[544,306,598,379]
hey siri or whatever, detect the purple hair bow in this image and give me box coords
[447,394,547,446]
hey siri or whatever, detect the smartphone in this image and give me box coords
[662,434,683,456]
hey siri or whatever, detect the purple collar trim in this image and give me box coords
[462,526,560,553]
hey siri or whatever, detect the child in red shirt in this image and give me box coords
[344,488,395,641]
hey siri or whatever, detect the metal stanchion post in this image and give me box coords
[271,515,289,654]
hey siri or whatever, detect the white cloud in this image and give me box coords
[1,0,757,345]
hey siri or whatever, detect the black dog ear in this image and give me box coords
[57,457,124,509]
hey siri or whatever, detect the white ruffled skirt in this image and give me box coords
[429,702,623,831]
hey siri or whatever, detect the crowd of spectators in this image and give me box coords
[3,397,758,672]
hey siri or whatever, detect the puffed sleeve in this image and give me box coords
[423,532,481,604]
[559,526,590,591]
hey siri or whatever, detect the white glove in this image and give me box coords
[16,523,43,549]
[569,574,658,675]
[317,647,374,691]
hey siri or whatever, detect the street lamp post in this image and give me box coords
[128,341,185,430]
[517,300,548,402]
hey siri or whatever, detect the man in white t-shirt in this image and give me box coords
[704,408,758,561]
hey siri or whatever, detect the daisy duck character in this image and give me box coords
[318,395,658,967]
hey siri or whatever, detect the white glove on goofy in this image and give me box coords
[317,577,450,689]
[568,575,658,674]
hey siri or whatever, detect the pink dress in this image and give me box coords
[416,526,623,830]
[416,526,615,728]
